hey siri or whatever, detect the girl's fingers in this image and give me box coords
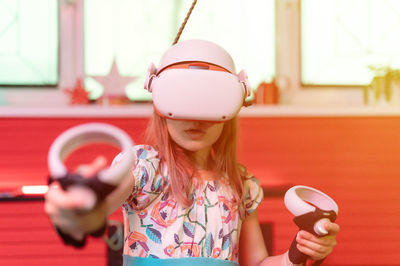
[296,243,327,261]
[44,157,109,239]
[77,156,108,178]
[46,156,108,212]
[296,224,339,260]
[298,231,336,246]
[324,221,340,236]
[297,232,336,251]
[45,184,86,210]
[298,221,340,244]
[45,187,95,235]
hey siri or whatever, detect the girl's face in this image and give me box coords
[166,119,224,153]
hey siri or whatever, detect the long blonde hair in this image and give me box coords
[145,111,244,207]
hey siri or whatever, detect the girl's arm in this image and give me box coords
[44,156,134,240]
[239,210,339,266]
[239,210,290,266]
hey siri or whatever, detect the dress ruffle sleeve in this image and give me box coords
[113,145,164,211]
[241,167,264,218]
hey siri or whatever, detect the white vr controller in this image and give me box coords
[284,185,339,235]
[284,185,339,264]
[48,123,134,211]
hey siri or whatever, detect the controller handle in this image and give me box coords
[284,185,338,264]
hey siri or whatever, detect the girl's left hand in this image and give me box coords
[44,156,109,240]
[296,221,340,261]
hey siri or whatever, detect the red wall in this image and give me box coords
[238,117,400,265]
[1,116,400,265]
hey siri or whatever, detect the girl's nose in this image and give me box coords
[192,121,216,129]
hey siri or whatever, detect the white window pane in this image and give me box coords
[0,0,58,86]
[84,0,275,101]
[302,0,400,86]
[175,0,275,90]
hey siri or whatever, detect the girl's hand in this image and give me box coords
[44,156,108,240]
[296,221,340,261]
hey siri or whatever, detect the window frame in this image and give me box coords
[276,0,364,91]
[0,0,363,106]
[0,0,60,88]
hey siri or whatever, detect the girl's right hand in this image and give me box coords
[44,156,108,241]
[296,221,340,261]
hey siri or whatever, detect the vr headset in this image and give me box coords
[144,39,251,122]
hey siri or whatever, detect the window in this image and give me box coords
[83,0,275,100]
[0,0,58,86]
[301,0,400,86]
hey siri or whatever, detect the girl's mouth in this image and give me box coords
[185,129,206,139]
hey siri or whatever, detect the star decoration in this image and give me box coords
[64,78,90,105]
[91,59,137,97]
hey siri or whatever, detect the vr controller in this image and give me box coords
[284,185,339,264]
[48,123,134,210]
[47,123,134,247]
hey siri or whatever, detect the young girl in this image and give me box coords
[45,40,339,266]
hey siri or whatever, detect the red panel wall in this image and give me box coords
[238,117,400,265]
[0,200,107,266]
[1,116,400,265]
[0,118,148,266]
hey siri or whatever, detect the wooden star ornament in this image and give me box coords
[91,59,137,98]
[64,78,90,105]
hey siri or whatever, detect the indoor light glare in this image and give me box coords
[21,185,49,195]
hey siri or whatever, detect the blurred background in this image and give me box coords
[0,0,399,265]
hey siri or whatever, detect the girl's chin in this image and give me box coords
[180,141,209,152]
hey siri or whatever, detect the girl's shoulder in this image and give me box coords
[237,164,264,218]
[237,163,257,182]
[112,144,160,165]
[122,144,166,210]
[132,144,160,161]
[130,144,164,184]
[238,164,262,193]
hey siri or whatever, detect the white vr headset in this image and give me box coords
[144,39,251,122]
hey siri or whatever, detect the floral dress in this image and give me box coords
[115,145,263,265]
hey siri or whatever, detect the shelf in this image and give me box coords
[1,104,400,117]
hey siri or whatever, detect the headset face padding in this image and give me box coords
[144,39,251,121]
[152,69,244,121]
